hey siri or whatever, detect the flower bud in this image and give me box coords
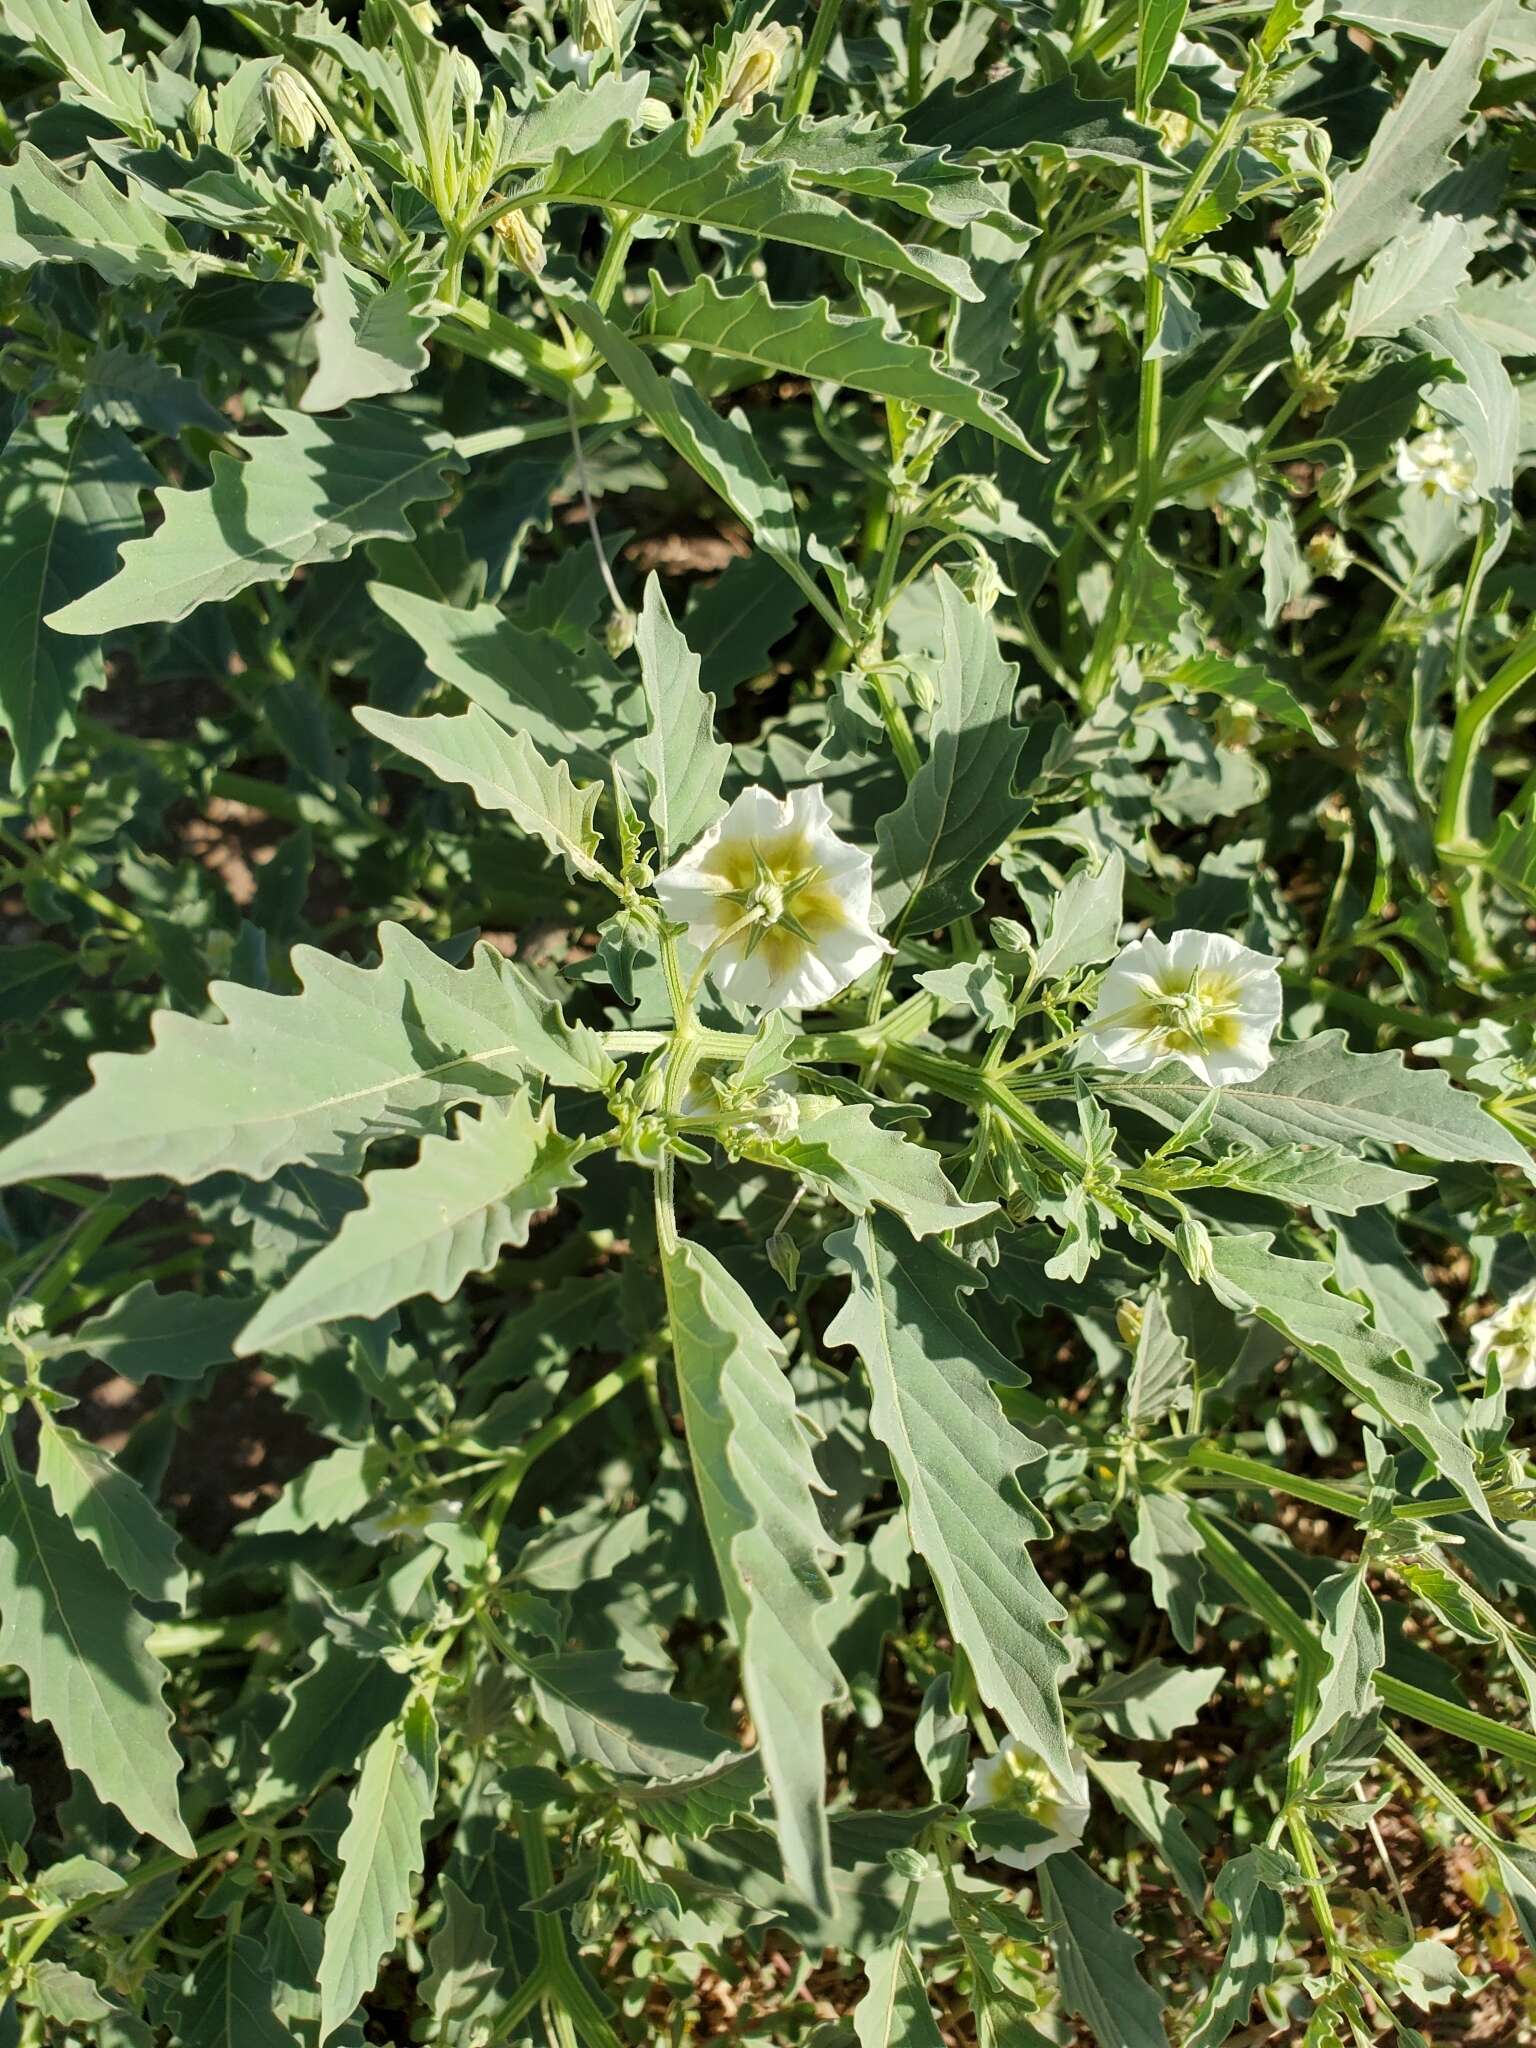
[989,917,1033,955]
[721,24,791,113]
[1214,697,1260,750]
[264,63,322,151]
[1305,526,1352,580]
[766,1231,800,1291]
[493,205,546,277]
[569,0,620,55]
[605,607,637,658]
[639,96,671,131]
[1115,1299,1144,1348]
[187,84,213,148]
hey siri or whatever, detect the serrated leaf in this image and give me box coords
[738,108,1022,232]
[1107,1031,1532,1178]
[639,274,1035,453]
[1345,216,1476,341]
[34,1414,185,1608]
[664,1237,843,1913]
[752,1097,995,1237]
[238,1094,586,1351]
[250,1633,410,1809]
[617,1750,766,1837]
[1165,652,1334,746]
[853,1936,944,2047]
[1456,273,1536,357]
[64,1283,250,1384]
[826,1215,1072,1781]
[170,1933,291,2048]
[303,247,436,413]
[1033,853,1125,979]
[0,0,157,138]
[874,571,1026,935]
[354,703,611,882]
[0,146,196,285]
[524,121,979,301]
[366,581,630,769]
[1129,1491,1207,1653]
[627,580,726,865]
[420,1879,499,2039]
[1302,1565,1386,1756]
[1299,8,1499,287]
[1325,0,1536,62]
[1080,1658,1222,1740]
[26,1959,112,2026]
[0,417,158,791]
[1209,1234,1488,1521]
[1206,1143,1429,1215]
[318,1693,438,2044]
[1484,800,1536,907]
[1089,1758,1206,1910]
[47,408,464,634]
[1038,1853,1169,2048]
[0,1467,191,1852]
[0,923,612,1189]
[527,1649,731,1780]
[1185,1851,1287,2048]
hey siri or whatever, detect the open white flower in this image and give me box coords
[965,1737,1091,1872]
[1397,429,1479,505]
[1170,30,1241,90]
[1470,1279,1536,1392]
[1085,929,1283,1085]
[653,785,890,1014]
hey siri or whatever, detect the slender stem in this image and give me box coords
[1436,618,1536,853]
[787,0,844,120]
[589,211,636,315]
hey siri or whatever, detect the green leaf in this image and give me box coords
[0,923,612,1188]
[0,145,196,285]
[633,573,729,862]
[1208,1234,1488,1522]
[1137,0,1191,109]
[26,1961,112,2027]
[1038,1853,1169,2048]
[1106,1031,1533,1178]
[170,1934,291,2048]
[853,1935,945,2047]
[354,703,612,883]
[1201,1144,1430,1216]
[1416,310,1519,537]
[1325,0,1536,60]
[1302,1565,1386,1755]
[0,417,158,791]
[664,1237,843,1913]
[1484,799,1536,907]
[617,1751,766,1837]
[1185,1851,1288,2048]
[65,1283,250,1384]
[905,71,1165,164]
[1456,273,1536,357]
[1080,1658,1222,1740]
[318,1693,438,2044]
[251,1633,410,1808]
[34,1414,186,1609]
[639,274,1036,453]
[1345,216,1476,341]
[826,1215,1073,1781]
[527,1649,732,1780]
[0,1465,191,1852]
[47,408,465,634]
[1088,1758,1206,1910]
[738,109,1023,232]
[1298,8,1499,287]
[874,571,1027,935]
[1165,652,1335,747]
[524,121,980,302]
[1032,853,1125,979]
[1129,1491,1207,1653]
[238,1094,587,1351]
[366,581,629,769]
[302,246,436,413]
[0,0,158,138]
[751,1097,996,1237]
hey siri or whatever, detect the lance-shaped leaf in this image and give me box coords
[0,1466,191,1852]
[751,1098,996,1238]
[1089,1758,1206,1911]
[170,1933,291,2048]
[318,1693,438,2043]
[554,293,820,620]
[355,704,611,884]
[0,417,157,792]
[1106,1030,1533,1178]
[633,574,729,862]
[905,70,1166,164]
[826,1215,1072,1780]
[238,1094,586,1351]
[853,1935,945,2047]
[736,108,1022,232]
[35,1415,186,1608]
[521,120,979,301]
[874,570,1027,935]
[1038,1853,1170,2048]
[527,1650,733,1780]
[664,1238,843,1913]
[640,274,1036,453]
[1208,1234,1488,1521]
[1185,1850,1289,2048]
[0,145,197,285]
[1299,1564,1386,1757]
[47,407,465,635]
[0,923,612,1189]
[366,582,631,769]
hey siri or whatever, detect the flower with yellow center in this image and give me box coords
[1084,929,1283,1086]
[965,1736,1092,1872]
[1470,1279,1536,1393]
[653,785,890,1013]
[1396,429,1479,505]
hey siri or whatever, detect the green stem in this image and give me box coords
[1436,619,1536,853]
[787,0,844,119]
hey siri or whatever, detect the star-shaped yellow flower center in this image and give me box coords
[1126,966,1245,1056]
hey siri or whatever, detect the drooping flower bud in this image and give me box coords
[720,23,791,113]
[493,205,546,277]
[264,63,323,151]
[568,0,620,55]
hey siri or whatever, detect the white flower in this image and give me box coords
[965,1737,1091,1872]
[1470,1280,1536,1392]
[1084,929,1283,1086]
[1397,429,1479,505]
[653,785,890,1014]
[1170,31,1241,90]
